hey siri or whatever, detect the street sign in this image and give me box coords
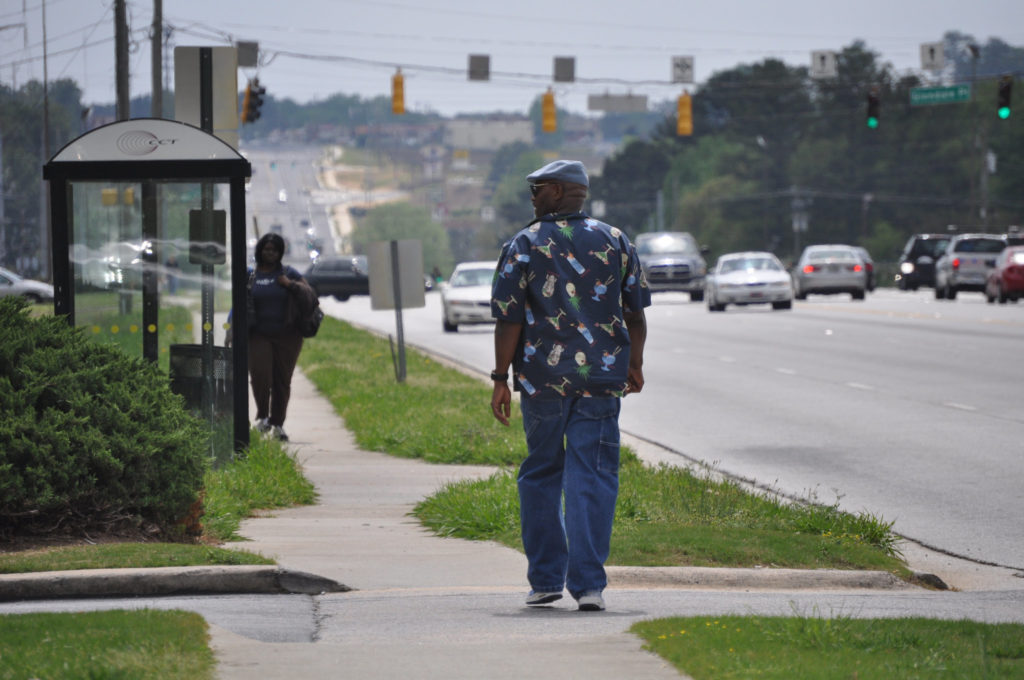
[810,50,837,79]
[671,56,694,84]
[910,84,971,106]
[920,42,945,71]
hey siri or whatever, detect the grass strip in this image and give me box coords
[631,615,1024,679]
[0,542,270,574]
[413,458,907,574]
[0,609,215,680]
[201,434,318,542]
[298,317,526,465]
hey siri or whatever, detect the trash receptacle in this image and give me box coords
[169,343,233,415]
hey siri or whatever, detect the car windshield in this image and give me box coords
[908,238,950,258]
[954,238,1005,253]
[450,267,493,287]
[636,234,698,256]
[719,257,780,274]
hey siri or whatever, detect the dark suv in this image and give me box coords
[304,255,369,301]
[635,231,709,302]
[895,233,952,290]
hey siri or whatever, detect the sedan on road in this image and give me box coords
[984,245,1024,304]
[0,266,54,303]
[792,245,867,300]
[706,252,793,312]
[441,261,496,332]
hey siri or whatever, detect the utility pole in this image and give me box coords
[40,0,51,279]
[968,44,980,226]
[151,0,162,118]
[115,0,129,120]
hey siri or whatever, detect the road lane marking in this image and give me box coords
[846,382,875,391]
[943,402,977,412]
[776,368,796,375]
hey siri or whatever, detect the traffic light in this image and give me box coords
[677,92,693,136]
[392,69,405,115]
[542,88,556,132]
[997,75,1013,119]
[241,78,265,124]
[866,87,880,129]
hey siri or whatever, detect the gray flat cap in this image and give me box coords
[526,160,589,187]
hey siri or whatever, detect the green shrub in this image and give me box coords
[0,297,209,538]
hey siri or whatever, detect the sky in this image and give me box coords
[3,0,1024,117]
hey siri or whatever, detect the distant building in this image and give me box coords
[443,117,533,151]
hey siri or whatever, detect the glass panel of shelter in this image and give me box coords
[68,179,236,462]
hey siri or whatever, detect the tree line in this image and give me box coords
[589,34,1024,263]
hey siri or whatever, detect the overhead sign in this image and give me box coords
[810,50,837,79]
[671,56,694,84]
[587,93,648,113]
[910,84,971,106]
[554,57,575,83]
[468,54,490,81]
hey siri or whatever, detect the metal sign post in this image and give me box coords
[368,239,425,383]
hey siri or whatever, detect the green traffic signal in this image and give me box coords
[867,116,879,129]
[997,75,1012,120]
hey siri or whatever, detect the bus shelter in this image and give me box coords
[43,118,252,460]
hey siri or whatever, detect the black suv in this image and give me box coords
[895,234,952,290]
[304,255,369,301]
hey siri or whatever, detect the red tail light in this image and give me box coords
[853,264,863,272]
[803,265,816,273]
[952,258,960,270]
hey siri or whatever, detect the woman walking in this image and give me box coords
[238,233,316,441]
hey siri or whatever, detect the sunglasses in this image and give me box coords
[529,183,554,197]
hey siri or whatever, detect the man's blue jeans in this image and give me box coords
[518,396,621,600]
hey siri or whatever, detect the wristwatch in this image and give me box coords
[490,370,509,382]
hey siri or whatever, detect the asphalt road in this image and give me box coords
[321,287,1024,573]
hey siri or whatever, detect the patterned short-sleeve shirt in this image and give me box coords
[490,212,650,399]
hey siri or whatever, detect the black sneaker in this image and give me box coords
[272,425,288,442]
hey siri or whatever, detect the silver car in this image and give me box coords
[441,261,497,332]
[706,252,793,312]
[792,245,867,300]
[934,233,1006,300]
[0,267,54,303]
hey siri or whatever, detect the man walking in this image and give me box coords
[490,160,650,611]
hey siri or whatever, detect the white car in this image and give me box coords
[706,252,793,312]
[441,261,497,332]
[0,266,54,303]
[277,189,288,203]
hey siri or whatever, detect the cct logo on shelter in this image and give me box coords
[116,130,178,156]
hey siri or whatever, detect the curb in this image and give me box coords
[607,566,928,590]
[0,566,350,602]
[0,565,945,602]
